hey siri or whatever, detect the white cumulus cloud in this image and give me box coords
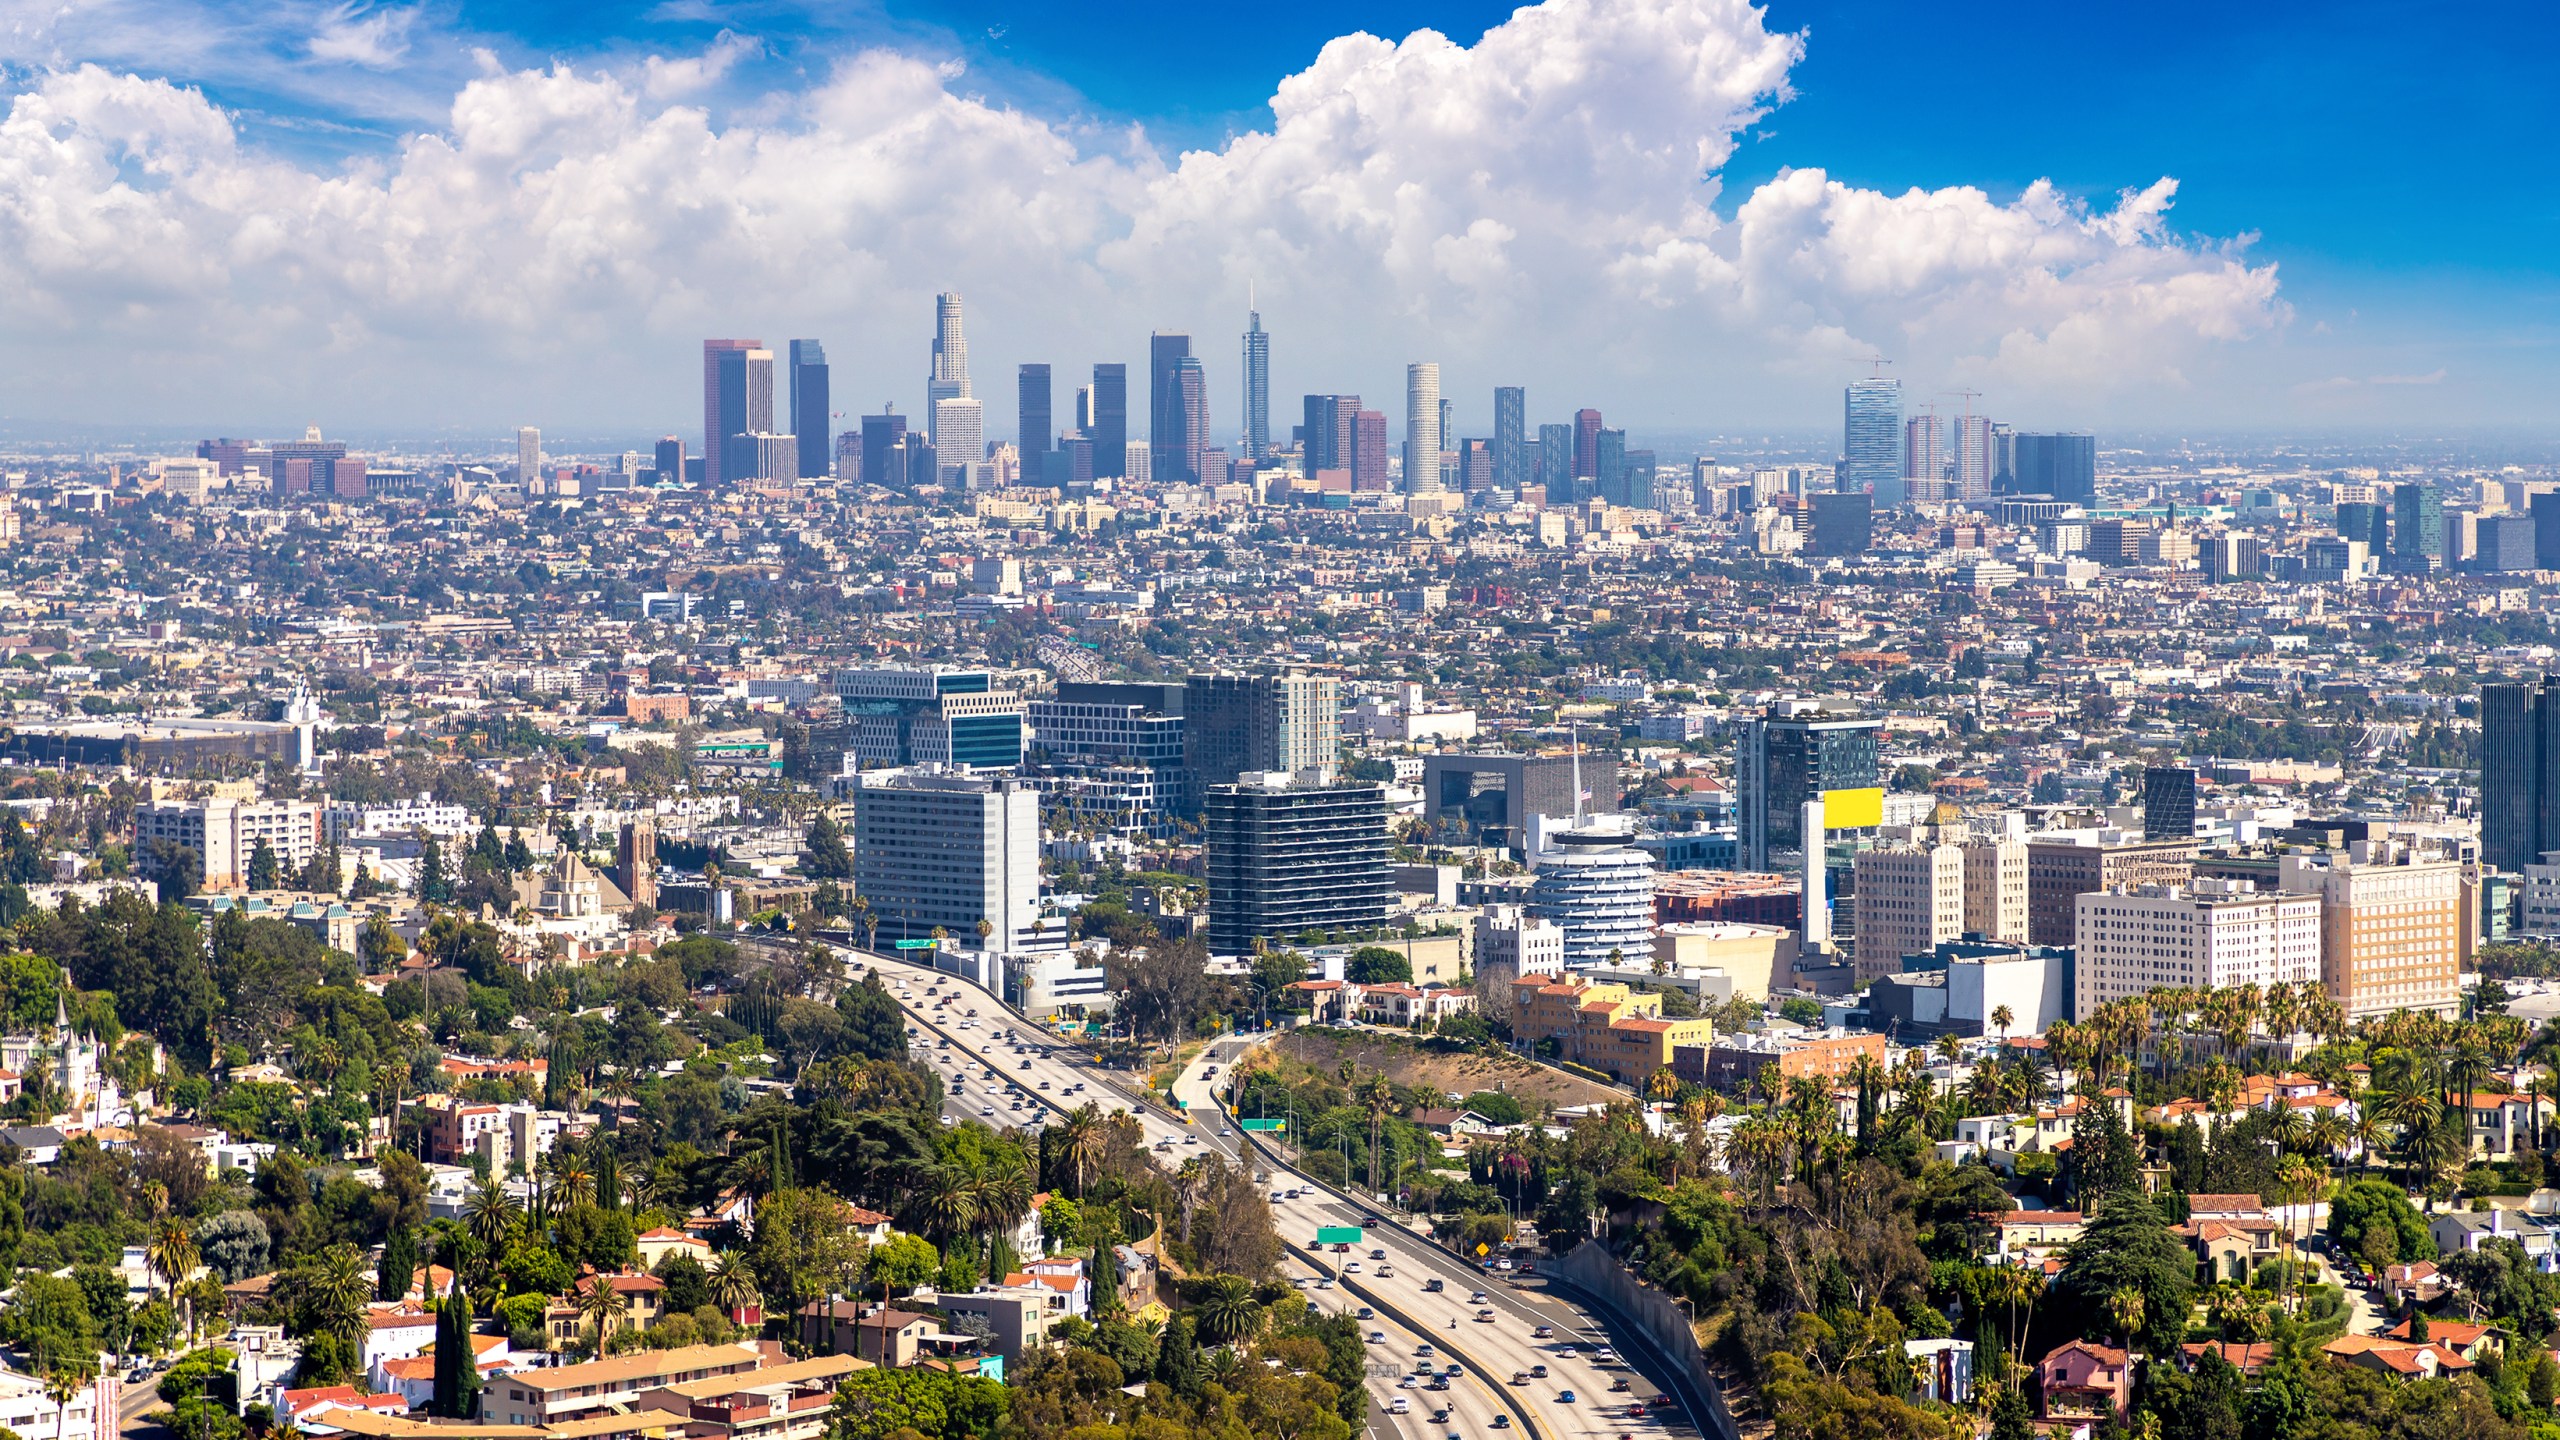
[0,0,2287,432]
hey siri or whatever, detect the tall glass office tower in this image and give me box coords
[1240,309,1270,461]
[1843,375,1905,505]
[1404,362,1442,494]
[927,294,970,448]
[1492,386,1526,492]
[788,340,829,478]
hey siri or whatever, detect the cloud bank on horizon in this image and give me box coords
[0,0,2288,433]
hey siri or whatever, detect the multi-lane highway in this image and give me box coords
[849,946,1695,1440]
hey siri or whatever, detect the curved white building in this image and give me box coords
[1529,826,1658,968]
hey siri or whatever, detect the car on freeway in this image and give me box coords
[1556,1391,1577,1405]
[1530,1366,1548,1379]
[1368,1331,1387,1344]
[1609,1377,1632,1393]
[1476,1309,1494,1322]
[1387,1399,1409,1415]
[1423,1278,1444,1292]
[1470,1291,1487,1303]
[1343,1261,1362,1274]
[1375,1264,1394,1277]
[1532,1325,1554,1339]
[1595,1346,1618,1363]
[1415,1344,1435,1357]
[1490,1417,1509,1431]
[1371,1249,1388,1260]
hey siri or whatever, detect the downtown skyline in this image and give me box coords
[0,1,2549,439]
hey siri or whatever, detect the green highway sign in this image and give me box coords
[1240,1118,1286,1132]
[1316,1226,1364,1245]
[893,939,936,950]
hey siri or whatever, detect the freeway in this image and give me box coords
[847,946,1695,1440]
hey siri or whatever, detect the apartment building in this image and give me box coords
[2026,835,2198,946]
[2071,881,2321,1021]
[1854,840,1966,982]
[2281,842,2463,1019]
[1962,836,2029,942]
[1674,1028,1889,1094]
[636,1354,865,1440]
[135,796,324,889]
[848,770,1039,953]
[1508,976,1712,1083]
[480,1344,768,1427]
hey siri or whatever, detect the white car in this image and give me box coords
[1368,1331,1388,1344]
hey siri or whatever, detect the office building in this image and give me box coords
[1843,375,1904,505]
[1148,333,1190,462]
[2538,491,2560,569]
[927,293,971,446]
[1423,753,1614,851]
[1737,709,1883,870]
[2477,514,2540,572]
[830,666,1024,770]
[1529,826,1659,969]
[2279,841,2463,1020]
[1903,413,1943,496]
[2007,432,2096,504]
[1537,422,1574,502]
[723,431,796,483]
[2073,881,2321,1022]
[2025,836,2197,947]
[2482,676,2560,875]
[652,436,684,487]
[1016,363,1052,469]
[1807,492,1873,556]
[2143,766,2198,841]
[1592,427,1626,502]
[1091,363,1128,477]
[1352,410,1389,489]
[2335,501,2388,552]
[2394,483,2445,567]
[1204,775,1391,956]
[851,770,1039,953]
[135,796,324,890]
[1241,308,1270,461]
[1168,356,1208,484]
[1185,673,1339,790]
[703,342,772,488]
[788,340,830,478]
[700,338,760,487]
[1026,682,1189,816]
[1951,414,1995,501]
[1962,836,2029,943]
[933,396,984,487]
[859,410,907,491]
[1302,394,1357,474]
[1854,839,1966,981]
[516,426,541,486]
[1493,386,1526,492]
[1572,409,1603,482]
[1404,363,1442,494]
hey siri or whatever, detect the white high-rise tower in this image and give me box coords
[1403,362,1441,494]
[927,293,971,447]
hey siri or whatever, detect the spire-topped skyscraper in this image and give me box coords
[927,292,971,448]
[1241,301,1270,462]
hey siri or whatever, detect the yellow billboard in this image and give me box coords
[1818,786,1883,829]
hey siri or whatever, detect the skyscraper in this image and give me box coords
[2482,676,2560,876]
[2394,482,2445,567]
[1204,775,1390,958]
[1594,428,1626,504]
[1148,333,1190,460]
[1843,375,1904,505]
[934,397,984,487]
[1573,408,1602,480]
[701,338,762,487]
[2009,432,2097,504]
[1184,672,1341,790]
[927,294,970,448]
[788,340,830,479]
[1170,356,1209,484]
[1737,710,1883,870]
[1091,363,1128,477]
[1952,414,1995,501]
[1351,410,1388,490]
[1903,413,1943,497]
[1302,395,1356,474]
[860,409,907,492]
[1537,422,1574,503]
[1807,492,1873,556]
[1493,387,1526,492]
[1017,364,1053,464]
[516,426,541,486]
[1404,362,1442,494]
[2143,766,2199,841]
[1241,308,1270,461]
[1438,396,1454,487]
[652,436,684,486]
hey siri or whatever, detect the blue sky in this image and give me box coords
[0,0,2549,435]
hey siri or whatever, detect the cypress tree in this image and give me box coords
[771,1120,791,1190]
[595,1138,621,1213]
[379,1228,419,1301]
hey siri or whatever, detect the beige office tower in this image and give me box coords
[1962,837,2028,942]
[1853,839,1965,981]
[2281,843,2463,1020]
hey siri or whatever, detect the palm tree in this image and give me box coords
[551,1156,596,1210]
[465,1182,521,1252]
[2275,1155,2319,1312]
[1991,1005,2015,1044]
[1646,1067,1680,1104]
[708,1253,760,1318]
[973,1165,1034,1264]
[2107,1286,2147,1358]
[1194,1274,1264,1346]
[577,1277,631,1351]
[1059,1105,1107,1197]
[915,1167,980,1247]
[302,1243,375,1350]
[146,1220,200,1343]
[41,1361,94,1440]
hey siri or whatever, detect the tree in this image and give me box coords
[803,814,854,881]
[2326,1178,2432,1268]
[1103,936,1221,1042]
[194,1211,270,1284]
[379,1226,420,1301]
[1344,947,1413,986]
[432,1290,481,1418]
[248,840,281,892]
[2056,1193,2193,1356]
[1192,1274,1264,1346]
[144,1221,200,1340]
[868,1234,940,1300]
